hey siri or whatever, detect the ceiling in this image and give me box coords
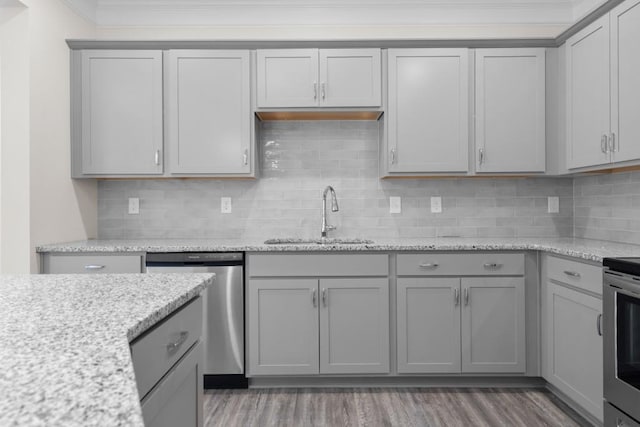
[62,0,605,28]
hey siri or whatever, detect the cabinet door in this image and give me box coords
[256,49,319,107]
[387,49,469,173]
[319,49,381,107]
[546,282,603,422]
[166,50,251,175]
[611,0,640,164]
[566,15,611,169]
[81,50,163,175]
[475,48,545,173]
[397,278,461,374]
[248,279,319,375]
[319,278,389,374]
[461,277,526,373]
[141,341,203,427]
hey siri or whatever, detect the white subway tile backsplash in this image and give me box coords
[98,121,576,241]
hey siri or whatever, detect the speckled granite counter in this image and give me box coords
[0,273,214,427]
[37,237,640,262]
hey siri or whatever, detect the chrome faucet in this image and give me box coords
[321,185,339,238]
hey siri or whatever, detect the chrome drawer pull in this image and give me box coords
[84,265,105,270]
[312,289,317,307]
[454,288,459,306]
[563,270,581,278]
[322,289,327,307]
[419,263,439,269]
[166,331,189,356]
[464,288,469,306]
[483,263,502,269]
[597,313,603,336]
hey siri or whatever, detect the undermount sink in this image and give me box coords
[264,238,375,245]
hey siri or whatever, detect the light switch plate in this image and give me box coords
[431,197,442,213]
[128,197,139,215]
[390,197,401,214]
[221,197,232,214]
[548,196,560,213]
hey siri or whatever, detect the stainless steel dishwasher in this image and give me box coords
[146,252,247,389]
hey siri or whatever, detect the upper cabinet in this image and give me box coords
[385,48,469,175]
[256,49,381,108]
[76,50,164,176]
[566,0,640,169]
[166,50,253,176]
[475,48,546,173]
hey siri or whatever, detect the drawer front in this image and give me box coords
[397,253,524,276]
[546,255,602,295]
[43,254,142,274]
[248,254,388,277]
[131,296,203,399]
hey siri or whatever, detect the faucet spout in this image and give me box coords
[321,185,339,238]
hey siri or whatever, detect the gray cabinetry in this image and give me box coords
[166,50,253,176]
[132,296,204,427]
[474,48,546,173]
[566,0,640,170]
[41,253,143,274]
[246,253,389,376]
[542,255,603,422]
[396,253,526,374]
[74,50,163,177]
[248,279,319,376]
[385,49,469,175]
[256,49,381,108]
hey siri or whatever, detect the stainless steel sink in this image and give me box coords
[264,238,374,245]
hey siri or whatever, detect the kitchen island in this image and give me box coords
[0,273,213,427]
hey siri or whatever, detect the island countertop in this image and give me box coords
[37,237,640,262]
[0,273,214,427]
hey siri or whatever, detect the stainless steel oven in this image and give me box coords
[604,258,640,427]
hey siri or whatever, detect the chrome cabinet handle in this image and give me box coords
[483,263,502,269]
[390,149,396,165]
[321,82,326,100]
[610,132,618,152]
[312,289,317,307]
[464,288,469,306]
[454,288,460,306]
[597,313,603,336]
[419,263,439,269]
[601,134,609,153]
[322,288,327,307]
[166,331,189,356]
[478,148,485,165]
[313,81,317,100]
[243,149,248,166]
[154,149,161,166]
[84,265,105,270]
[563,270,581,278]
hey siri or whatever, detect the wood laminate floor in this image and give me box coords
[204,388,589,427]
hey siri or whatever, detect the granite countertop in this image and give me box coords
[37,237,640,262]
[0,273,214,427]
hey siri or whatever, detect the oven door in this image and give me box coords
[604,272,640,422]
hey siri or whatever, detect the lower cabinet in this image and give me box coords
[248,277,389,376]
[545,281,603,421]
[397,277,526,374]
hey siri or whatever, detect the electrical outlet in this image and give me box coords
[221,197,232,214]
[128,198,139,215]
[431,197,442,213]
[548,196,560,213]
[389,197,401,214]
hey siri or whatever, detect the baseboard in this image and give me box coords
[249,375,546,389]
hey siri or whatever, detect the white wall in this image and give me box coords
[23,0,97,272]
[0,8,29,273]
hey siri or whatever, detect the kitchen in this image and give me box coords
[1,0,640,426]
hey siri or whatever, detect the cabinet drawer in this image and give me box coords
[248,254,388,277]
[547,255,602,295]
[43,254,142,274]
[397,253,524,276]
[131,297,202,399]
